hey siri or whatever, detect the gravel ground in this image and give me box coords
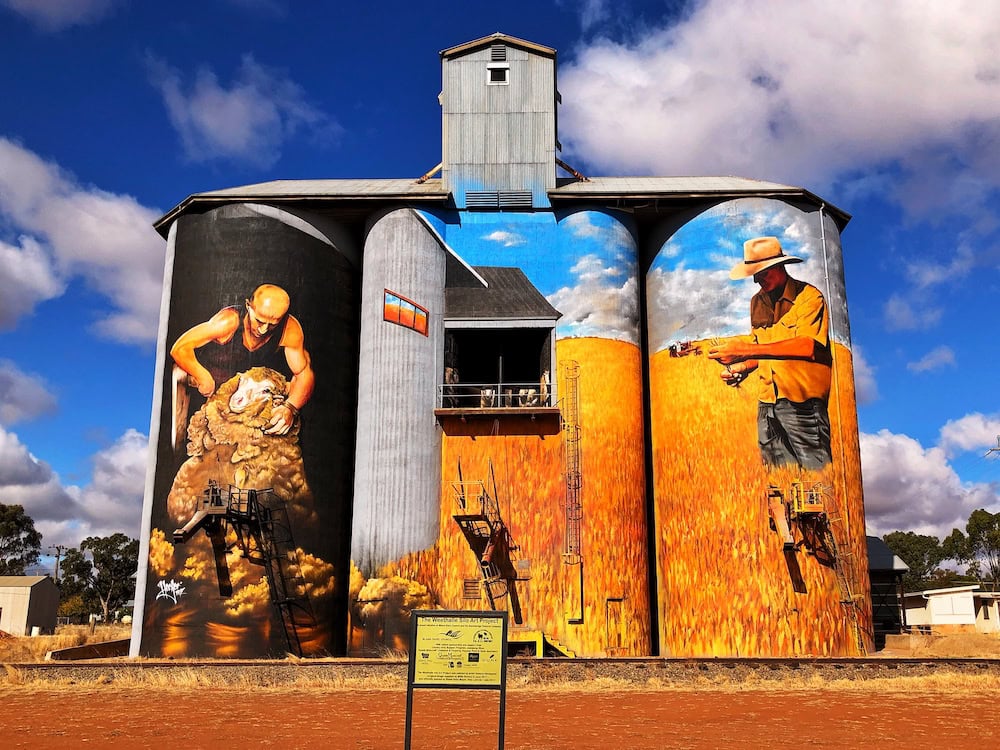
[6,656,1000,686]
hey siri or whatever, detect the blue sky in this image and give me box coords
[1,0,998,564]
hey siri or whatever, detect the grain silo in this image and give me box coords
[133,204,360,657]
[132,33,871,659]
[645,199,871,656]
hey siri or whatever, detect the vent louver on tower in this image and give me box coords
[499,190,532,207]
[466,191,500,208]
[464,190,534,208]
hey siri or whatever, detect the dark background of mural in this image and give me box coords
[141,207,359,656]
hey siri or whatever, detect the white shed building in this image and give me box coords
[903,585,1000,635]
[0,575,59,636]
[976,591,1000,634]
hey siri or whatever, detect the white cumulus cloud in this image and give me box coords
[939,413,1000,458]
[904,244,976,291]
[850,345,878,404]
[63,428,148,536]
[0,361,57,426]
[906,345,956,373]
[562,212,633,248]
[860,428,1000,538]
[0,426,147,548]
[147,53,342,168]
[645,264,746,350]
[883,293,942,331]
[0,138,164,343]
[560,0,1000,227]
[1,0,119,30]
[548,254,639,344]
[0,236,64,329]
[482,230,526,247]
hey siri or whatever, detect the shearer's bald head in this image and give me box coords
[245,284,290,338]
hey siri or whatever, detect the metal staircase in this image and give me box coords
[173,482,318,656]
[818,492,867,657]
[451,460,524,624]
[560,360,584,624]
[562,361,583,559]
[767,481,868,656]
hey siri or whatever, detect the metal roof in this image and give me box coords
[552,176,851,225]
[554,175,798,195]
[154,174,849,236]
[153,178,450,235]
[903,584,980,598]
[866,536,910,572]
[445,266,560,321]
[441,32,556,59]
[194,178,448,199]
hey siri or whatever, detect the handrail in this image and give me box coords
[437,380,553,408]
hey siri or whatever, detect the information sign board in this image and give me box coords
[405,610,508,749]
[412,611,506,687]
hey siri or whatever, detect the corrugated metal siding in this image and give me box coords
[442,44,557,204]
[350,209,445,578]
[0,587,31,635]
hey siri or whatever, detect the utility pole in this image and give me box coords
[48,544,67,585]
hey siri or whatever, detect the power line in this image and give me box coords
[986,435,1000,459]
[48,544,68,584]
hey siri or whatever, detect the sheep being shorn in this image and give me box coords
[166,366,316,528]
[155,366,332,656]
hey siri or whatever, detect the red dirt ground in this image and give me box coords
[2,687,997,749]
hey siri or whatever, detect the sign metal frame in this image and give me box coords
[404,610,508,749]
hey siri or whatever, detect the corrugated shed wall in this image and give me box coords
[351,208,446,577]
[442,45,556,206]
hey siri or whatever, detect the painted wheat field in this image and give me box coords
[650,341,872,657]
[368,337,651,657]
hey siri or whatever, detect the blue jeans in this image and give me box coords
[757,398,832,470]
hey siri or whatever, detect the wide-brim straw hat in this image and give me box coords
[729,236,803,280]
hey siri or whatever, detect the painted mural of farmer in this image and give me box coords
[707,237,833,471]
[170,283,314,437]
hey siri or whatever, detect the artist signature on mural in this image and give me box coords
[156,579,186,604]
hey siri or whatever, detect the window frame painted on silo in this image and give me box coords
[383,289,429,336]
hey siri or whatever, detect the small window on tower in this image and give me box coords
[487,63,509,85]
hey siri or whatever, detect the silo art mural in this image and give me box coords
[132,33,873,662]
[646,198,871,656]
[348,207,651,657]
[135,204,359,658]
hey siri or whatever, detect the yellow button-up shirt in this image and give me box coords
[750,277,832,404]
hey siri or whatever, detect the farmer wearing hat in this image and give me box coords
[708,237,833,470]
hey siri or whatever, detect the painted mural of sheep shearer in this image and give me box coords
[149,282,329,656]
[152,365,330,656]
[169,283,314,450]
[166,366,317,527]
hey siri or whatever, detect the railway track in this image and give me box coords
[6,656,1000,685]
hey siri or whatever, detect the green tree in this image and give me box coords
[945,509,1000,585]
[59,534,139,622]
[0,503,43,575]
[84,534,139,622]
[883,531,946,591]
[57,592,90,622]
[59,547,98,616]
